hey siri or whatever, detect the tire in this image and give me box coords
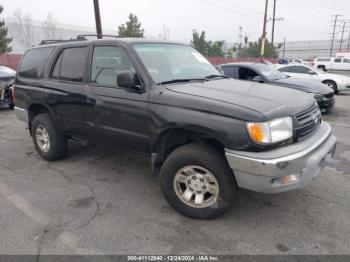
[318,65,326,72]
[31,113,67,161]
[8,104,14,110]
[160,143,237,219]
[323,80,338,94]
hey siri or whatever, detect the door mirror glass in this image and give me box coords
[117,71,142,90]
[252,75,264,83]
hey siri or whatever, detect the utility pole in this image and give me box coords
[339,21,348,52]
[271,0,277,48]
[93,0,102,38]
[260,0,269,61]
[282,37,286,60]
[330,15,340,56]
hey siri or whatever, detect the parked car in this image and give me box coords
[277,63,350,94]
[289,58,310,65]
[0,65,16,109]
[313,57,350,71]
[220,62,335,113]
[14,36,336,219]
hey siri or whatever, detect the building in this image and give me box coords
[4,17,115,54]
[277,39,350,60]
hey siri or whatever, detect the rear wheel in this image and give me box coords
[160,143,237,219]
[323,80,338,94]
[31,113,67,161]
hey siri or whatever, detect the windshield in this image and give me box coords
[133,43,220,84]
[254,64,287,81]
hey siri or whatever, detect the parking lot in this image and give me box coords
[0,92,349,255]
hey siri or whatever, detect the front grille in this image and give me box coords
[293,104,321,141]
[324,92,334,99]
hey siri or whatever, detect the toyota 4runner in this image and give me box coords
[14,36,337,219]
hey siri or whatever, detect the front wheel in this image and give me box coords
[31,113,67,161]
[323,80,338,94]
[160,143,237,219]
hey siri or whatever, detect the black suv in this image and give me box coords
[14,36,336,219]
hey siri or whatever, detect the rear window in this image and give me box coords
[50,47,87,82]
[316,58,331,62]
[18,47,54,79]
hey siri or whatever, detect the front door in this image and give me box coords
[85,45,150,152]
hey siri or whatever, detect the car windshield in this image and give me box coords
[254,64,287,81]
[133,43,220,84]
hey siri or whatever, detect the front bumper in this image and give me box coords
[317,96,335,112]
[225,122,336,193]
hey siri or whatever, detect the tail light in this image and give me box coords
[10,85,15,103]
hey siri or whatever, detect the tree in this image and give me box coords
[192,30,226,57]
[42,12,58,39]
[208,41,224,57]
[240,38,278,58]
[13,8,36,48]
[158,25,170,40]
[0,5,12,53]
[191,30,208,56]
[118,13,144,37]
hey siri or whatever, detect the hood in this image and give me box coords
[165,79,315,120]
[271,76,333,94]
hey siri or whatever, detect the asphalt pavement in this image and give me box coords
[0,92,350,255]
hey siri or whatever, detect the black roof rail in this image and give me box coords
[76,34,124,39]
[39,38,86,45]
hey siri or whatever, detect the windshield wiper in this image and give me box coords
[157,78,209,85]
[205,74,229,79]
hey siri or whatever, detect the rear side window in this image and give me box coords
[279,66,296,73]
[51,47,87,82]
[344,58,350,63]
[222,66,239,78]
[18,47,54,79]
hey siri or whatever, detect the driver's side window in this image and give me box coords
[238,68,258,80]
[90,46,135,87]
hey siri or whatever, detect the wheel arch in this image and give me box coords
[151,126,227,176]
[28,103,57,135]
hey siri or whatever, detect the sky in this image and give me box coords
[1,0,350,44]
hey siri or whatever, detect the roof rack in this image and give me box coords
[39,34,123,45]
[39,38,85,45]
[76,34,123,40]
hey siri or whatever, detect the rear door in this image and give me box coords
[45,45,89,136]
[85,44,150,152]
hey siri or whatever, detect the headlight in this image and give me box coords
[246,117,293,144]
[311,93,322,100]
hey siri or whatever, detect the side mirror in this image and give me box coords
[117,71,142,90]
[252,75,264,83]
[308,70,317,75]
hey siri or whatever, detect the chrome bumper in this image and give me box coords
[14,107,28,122]
[225,122,336,193]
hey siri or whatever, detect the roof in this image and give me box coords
[36,36,187,49]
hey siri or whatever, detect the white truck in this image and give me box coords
[313,57,350,71]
